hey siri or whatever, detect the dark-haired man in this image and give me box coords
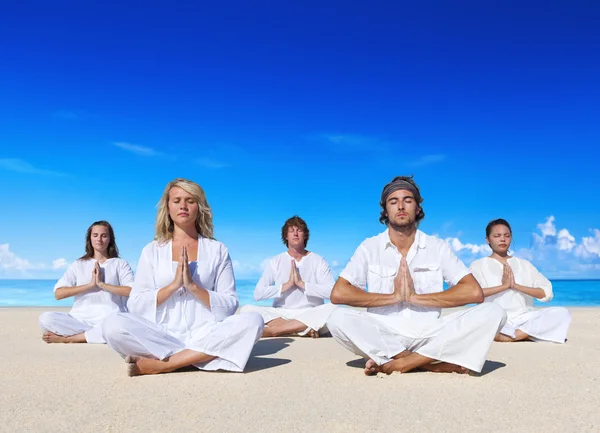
[327,176,507,375]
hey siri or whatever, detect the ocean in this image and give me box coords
[1,279,599,307]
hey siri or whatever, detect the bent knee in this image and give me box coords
[239,304,259,314]
[477,303,507,325]
[238,312,265,330]
[325,306,353,330]
[38,311,58,329]
[101,313,130,340]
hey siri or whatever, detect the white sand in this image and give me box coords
[1,307,599,432]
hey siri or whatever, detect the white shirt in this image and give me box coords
[127,236,238,344]
[54,258,134,325]
[340,229,470,319]
[254,252,335,309]
[470,256,553,319]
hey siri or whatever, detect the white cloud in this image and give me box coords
[408,154,446,168]
[537,216,557,237]
[576,229,600,258]
[0,244,70,278]
[52,258,69,270]
[113,142,164,157]
[0,244,39,271]
[445,237,490,255]
[0,159,68,177]
[316,133,390,151]
[557,228,576,251]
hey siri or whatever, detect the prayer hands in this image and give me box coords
[393,257,416,304]
[181,246,194,290]
[173,248,185,288]
[501,264,515,290]
[92,262,105,289]
[282,260,302,292]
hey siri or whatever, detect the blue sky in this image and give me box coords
[1,1,599,279]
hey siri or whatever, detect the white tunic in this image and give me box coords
[327,230,507,373]
[39,258,133,343]
[54,258,133,323]
[102,237,264,372]
[470,257,571,343]
[240,252,335,333]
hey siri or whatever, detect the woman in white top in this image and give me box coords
[39,221,134,344]
[241,216,335,338]
[102,178,264,376]
[470,219,571,343]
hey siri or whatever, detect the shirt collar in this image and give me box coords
[382,229,427,251]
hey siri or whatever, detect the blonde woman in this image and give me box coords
[102,178,264,376]
[470,219,571,343]
[39,221,134,344]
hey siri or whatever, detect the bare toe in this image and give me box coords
[127,362,141,377]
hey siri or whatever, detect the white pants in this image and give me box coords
[39,312,105,344]
[240,303,335,335]
[101,312,264,372]
[501,307,571,343]
[326,303,507,373]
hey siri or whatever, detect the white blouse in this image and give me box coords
[127,236,238,344]
[254,252,335,309]
[54,258,134,324]
[470,256,553,319]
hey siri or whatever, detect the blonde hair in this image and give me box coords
[155,178,214,243]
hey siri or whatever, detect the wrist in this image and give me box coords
[407,293,418,305]
[98,282,105,290]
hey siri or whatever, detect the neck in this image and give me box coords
[287,246,307,259]
[93,250,110,261]
[172,224,199,242]
[388,224,417,253]
[490,251,510,262]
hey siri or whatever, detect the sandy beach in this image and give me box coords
[1,307,599,432]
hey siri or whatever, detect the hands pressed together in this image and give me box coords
[282,260,305,293]
[501,263,516,291]
[173,246,195,290]
[392,257,416,304]
[90,262,105,290]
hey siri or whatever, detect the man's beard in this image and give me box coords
[388,218,416,231]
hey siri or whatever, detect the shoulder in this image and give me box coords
[113,257,132,268]
[469,257,487,269]
[357,232,385,252]
[307,252,328,265]
[200,237,230,256]
[421,231,450,250]
[142,240,162,254]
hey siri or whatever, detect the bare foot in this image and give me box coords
[419,362,470,374]
[364,359,382,376]
[261,326,276,338]
[494,333,516,342]
[42,331,70,344]
[307,329,319,338]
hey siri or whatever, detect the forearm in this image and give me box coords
[409,280,484,308]
[55,284,92,300]
[254,284,283,301]
[331,280,397,307]
[187,283,211,308]
[99,283,132,297]
[156,283,180,305]
[514,284,546,299]
[482,285,508,298]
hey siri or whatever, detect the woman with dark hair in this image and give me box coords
[470,219,571,343]
[39,221,134,344]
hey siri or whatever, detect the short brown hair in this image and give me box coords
[281,216,310,247]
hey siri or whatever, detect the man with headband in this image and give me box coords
[326,176,507,376]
